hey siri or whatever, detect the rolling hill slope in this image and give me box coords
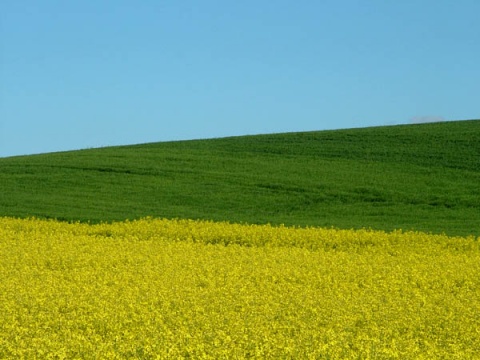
[1,120,479,236]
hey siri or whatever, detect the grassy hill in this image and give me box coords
[1,119,479,236]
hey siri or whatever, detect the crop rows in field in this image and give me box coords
[1,217,479,359]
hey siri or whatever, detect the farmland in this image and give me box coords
[1,217,479,358]
[1,120,479,358]
[1,119,479,236]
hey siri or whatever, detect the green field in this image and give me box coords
[1,119,479,236]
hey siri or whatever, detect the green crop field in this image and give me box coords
[1,119,479,236]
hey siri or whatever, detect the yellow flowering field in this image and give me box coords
[1,217,479,359]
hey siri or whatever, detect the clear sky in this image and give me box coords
[1,0,479,157]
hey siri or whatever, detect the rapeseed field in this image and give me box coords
[1,217,479,359]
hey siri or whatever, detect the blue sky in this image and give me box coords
[1,0,479,157]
